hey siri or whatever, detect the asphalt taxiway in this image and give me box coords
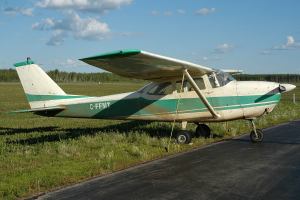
[38,120,300,200]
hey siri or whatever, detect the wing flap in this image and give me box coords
[80,49,214,81]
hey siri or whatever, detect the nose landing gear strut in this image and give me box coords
[249,119,263,143]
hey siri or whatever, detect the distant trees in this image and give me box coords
[0,69,19,82]
[234,74,300,83]
[0,69,300,83]
[0,69,143,83]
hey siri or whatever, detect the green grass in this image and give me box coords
[0,82,300,199]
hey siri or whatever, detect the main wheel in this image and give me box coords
[250,129,263,143]
[195,124,211,138]
[176,131,192,144]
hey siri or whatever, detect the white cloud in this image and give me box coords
[272,35,300,50]
[287,35,295,46]
[177,9,185,15]
[36,0,132,13]
[163,11,173,16]
[196,8,216,16]
[260,50,271,55]
[202,56,208,61]
[150,10,159,16]
[33,12,110,46]
[151,9,185,16]
[60,58,85,67]
[51,58,90,70]
[202,56,221,61]
[47,30,66,46]
[3,7,34,16]
[32,18,57,30]
[214,43,234,54]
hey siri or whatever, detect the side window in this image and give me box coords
[147,82,173,95]
[137,83,152,94]
[194,78,205,90]
[176,78,205,93]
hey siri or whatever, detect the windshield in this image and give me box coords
[208,70,235,87]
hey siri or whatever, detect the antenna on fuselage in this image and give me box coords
[27,57,31,64]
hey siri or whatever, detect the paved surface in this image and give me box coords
[39,120,300,200]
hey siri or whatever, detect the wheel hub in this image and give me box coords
[178,135,187,143]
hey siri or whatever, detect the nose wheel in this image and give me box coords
[249,119,264,143]
[250,129,263,143]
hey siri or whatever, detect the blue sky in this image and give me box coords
[0,0,300,73]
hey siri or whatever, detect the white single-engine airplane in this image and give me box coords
[14,49,296,144]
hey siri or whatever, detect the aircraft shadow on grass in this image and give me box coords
[3,122,299,145]
[2,121,176,145]
[0,126,59,136]
[3,120,223,145]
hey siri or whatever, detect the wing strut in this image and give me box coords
[183,69,221,119]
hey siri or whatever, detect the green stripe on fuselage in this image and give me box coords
[57,93,281,119]
[25,94,88,102]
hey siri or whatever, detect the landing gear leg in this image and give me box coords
[249,119,263,143]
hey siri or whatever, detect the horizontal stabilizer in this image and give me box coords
[10,106,65,116]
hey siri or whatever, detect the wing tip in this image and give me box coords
[80,49,141,61]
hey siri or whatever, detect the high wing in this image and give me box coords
[80,49,214,81]
[221,69,243,75]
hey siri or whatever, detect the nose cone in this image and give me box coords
[279,83,296,93]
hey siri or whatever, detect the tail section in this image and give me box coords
[15,59,69,109]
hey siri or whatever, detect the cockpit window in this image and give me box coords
[208,70,235,88]
[147,82,173,95]
[208,73,218,88]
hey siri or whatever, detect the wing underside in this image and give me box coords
[80,49,214,81]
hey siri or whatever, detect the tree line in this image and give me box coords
[0,69,143,83]
[0,69,300,83]
[234,74,300,83]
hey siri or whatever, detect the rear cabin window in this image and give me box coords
[146,77,206,95]
[147,82,173,95]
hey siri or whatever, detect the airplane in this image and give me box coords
[13,49,296,144]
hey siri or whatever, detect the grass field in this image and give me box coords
[0,82,300,199]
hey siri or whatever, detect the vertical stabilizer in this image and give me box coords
[14,59,67,109]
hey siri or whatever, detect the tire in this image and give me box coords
[176,131,192,144]
[250,129,263,143]
[195,124,211,138]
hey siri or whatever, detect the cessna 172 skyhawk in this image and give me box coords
[14,49,296,144]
